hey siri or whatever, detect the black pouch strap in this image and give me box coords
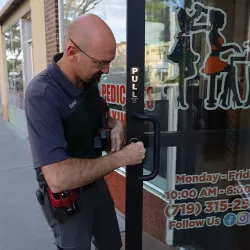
[35,187,45,206]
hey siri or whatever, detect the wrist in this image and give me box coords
[115,120,124,129]
[108,116,124,129]
[113,149,128,167]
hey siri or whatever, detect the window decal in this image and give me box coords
[165,0,250,111]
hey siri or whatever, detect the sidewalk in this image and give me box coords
[0,117,56,250]
[0,115,125,250]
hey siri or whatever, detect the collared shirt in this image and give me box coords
[25,53,89,169]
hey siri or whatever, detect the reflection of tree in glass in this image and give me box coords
[64,0,102,27]
[12,25,22,76]
[146,0,170,42]
[5,24,22,75]
[4,24,24,109]
[4,31,13,75]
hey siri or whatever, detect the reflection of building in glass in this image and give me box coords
[110,42,126,73]
[145,44,169,85]
[145,9,178,86]
[0,1,46,136]
[4,17,32,112]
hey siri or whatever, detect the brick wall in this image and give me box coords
[44,0,60,65]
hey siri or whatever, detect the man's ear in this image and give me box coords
[66,45,77,63]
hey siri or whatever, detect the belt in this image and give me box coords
[38,180,98,193]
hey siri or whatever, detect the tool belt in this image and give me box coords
[36,181,78,224]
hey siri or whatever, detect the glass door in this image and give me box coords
[125,0,250,249]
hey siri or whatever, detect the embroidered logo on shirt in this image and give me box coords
[69,100,77,109]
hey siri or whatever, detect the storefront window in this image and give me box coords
[4,22,24,110]
[141,0,250,190]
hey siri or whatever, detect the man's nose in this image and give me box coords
[101,64,110,74]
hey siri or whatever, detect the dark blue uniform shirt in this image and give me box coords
[25,53,88,169]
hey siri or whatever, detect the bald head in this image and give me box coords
[65,14,116,52]
[59,14,116,86]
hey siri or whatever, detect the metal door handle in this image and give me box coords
[131,114,160,181]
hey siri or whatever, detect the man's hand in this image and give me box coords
[120,142,146,165]
[110,120,125,152]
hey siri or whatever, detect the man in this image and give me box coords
[25,14,145,250]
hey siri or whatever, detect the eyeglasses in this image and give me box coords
[70,38,107,68]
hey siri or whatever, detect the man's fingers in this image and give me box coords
[115,137,122,151]
[111,135,116,152]
[111,126,125,152]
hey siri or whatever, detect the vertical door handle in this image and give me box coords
[131,114,160,181]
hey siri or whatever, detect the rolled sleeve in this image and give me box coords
[25,86,70,169]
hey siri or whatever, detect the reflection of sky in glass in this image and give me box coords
[87,0,171,44]
[145,21,164,44]
[88,0,186,44]
[64,0,188,43]
[87,0,126,43]
[0,0,8,9]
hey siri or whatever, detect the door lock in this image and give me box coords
[129,138,139,144]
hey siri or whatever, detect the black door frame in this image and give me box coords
[125,0,145,249]
[125,0,193,248]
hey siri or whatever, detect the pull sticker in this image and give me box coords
[131,67,139,104]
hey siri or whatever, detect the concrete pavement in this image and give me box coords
[0,120,54,250]
[0,116,56,250]
[0,114,125,250]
